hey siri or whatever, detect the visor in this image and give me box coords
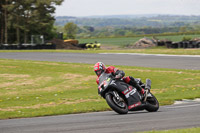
[95,70,102,76]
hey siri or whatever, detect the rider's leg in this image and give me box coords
[135,78,146,88]
[123,76,145,95]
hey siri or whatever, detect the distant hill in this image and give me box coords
[81,14,159,18]
[55,14,200,27]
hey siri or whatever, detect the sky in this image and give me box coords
[55,0,200,17]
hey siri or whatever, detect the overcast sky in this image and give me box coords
[55,0,200,17]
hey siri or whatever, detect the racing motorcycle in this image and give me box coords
[98,72,159,114]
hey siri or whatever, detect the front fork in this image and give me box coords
[112,90,126,108]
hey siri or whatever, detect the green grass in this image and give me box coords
[1,34,200,55]
[78,34,200,46]
[0,59,200,119]
[139,127,200,133]
[78,36,142,46]
[1,49,200,55]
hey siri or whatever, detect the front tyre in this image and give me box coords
[145,93,159,112]
[105,93,128,114]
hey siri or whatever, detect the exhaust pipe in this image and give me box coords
[145,79,151,90]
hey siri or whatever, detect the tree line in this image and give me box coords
[55,15,200,39]
[56,22,200,39]
[0,0,63,44]
[55,15,200,27]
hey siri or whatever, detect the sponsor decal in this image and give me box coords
[128,102,141,109]
[122,86,136,98]
[98,81,105,92]
[103,81,107,86]
[110,80,116,85]
[107,78,111,81]
[98,86,102,92]
[123,89,129,94]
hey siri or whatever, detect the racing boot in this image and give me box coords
[143,79,152,101]
[128,77,146,98]
[140,88,147,100]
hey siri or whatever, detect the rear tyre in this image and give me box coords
[105,93,128,114]
[145,93,159,112]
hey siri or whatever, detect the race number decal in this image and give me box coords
[122,86,136,98]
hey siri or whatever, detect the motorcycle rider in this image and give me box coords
[94,62,146,97]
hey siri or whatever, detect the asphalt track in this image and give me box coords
[0,52,200,132]
[0,101,200,133]
[0,52,200,70]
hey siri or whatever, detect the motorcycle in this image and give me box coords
[98,72,159,114]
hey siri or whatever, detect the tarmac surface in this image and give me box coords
[0,52,200,70]
[0,101,200,133]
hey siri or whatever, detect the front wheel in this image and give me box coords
[105,93,128,114]
[145,93,159,112]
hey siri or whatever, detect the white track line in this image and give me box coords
[100,53,200,58]
[164,104,200,109]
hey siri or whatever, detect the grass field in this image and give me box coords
[0,34,200,55]
[0,59,200,119]
[78,34,200,46]
[1,48,200,55]
[139,127,200,133]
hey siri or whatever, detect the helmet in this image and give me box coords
[94,62,106,76]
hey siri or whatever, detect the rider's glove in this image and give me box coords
[115,70,125,79]
[115,73,122,79]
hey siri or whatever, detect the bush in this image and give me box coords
[182,36,192,41]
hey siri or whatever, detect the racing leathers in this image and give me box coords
[96,66,145,95]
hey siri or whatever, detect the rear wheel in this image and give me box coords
[145,93,159,112]
[105,93,128,114]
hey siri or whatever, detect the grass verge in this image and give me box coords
[0,59,200,119]
[0,48,200,55]
[139,127,200,133]
[78,34,200,46]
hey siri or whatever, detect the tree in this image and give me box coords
[31,0,63,40]
[83,26,95,32]
[114,29,126,36]
[0,0,64,44]
[179,26,187,33]
[4,0,8,44]
[9,0,25,44]
[0,0,5,44]
[64,22,78,39]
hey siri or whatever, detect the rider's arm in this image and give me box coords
[106,66,125,79]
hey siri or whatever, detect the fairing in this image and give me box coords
[98,73,141,110]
